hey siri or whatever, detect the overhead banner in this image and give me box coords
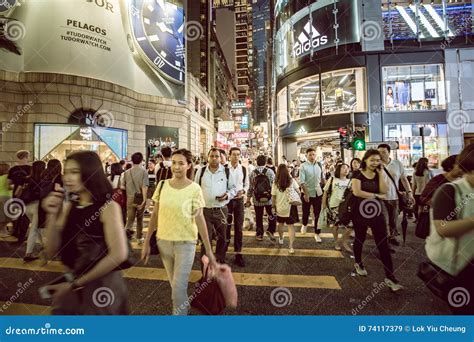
[0,0,185,100]
[275,0,360,77]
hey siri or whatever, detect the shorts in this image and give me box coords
[276,206,299,225]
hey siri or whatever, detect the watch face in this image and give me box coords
[129,0,185,84]
[0,0,17,13]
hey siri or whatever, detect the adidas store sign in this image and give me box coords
[292,22,328,58]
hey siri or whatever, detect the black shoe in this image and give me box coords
[217,258,227,264]
[234,254,245,267]
[389,238,400,246]
[23,255,39,262]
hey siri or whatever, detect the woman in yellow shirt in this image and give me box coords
[141,149,216,315]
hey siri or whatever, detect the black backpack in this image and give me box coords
[156,162,172,182]
[253,168,272,203]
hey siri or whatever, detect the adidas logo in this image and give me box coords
[296,126,308,136]
[293,21,328,57]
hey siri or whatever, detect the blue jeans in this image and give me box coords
[157,240,196,315]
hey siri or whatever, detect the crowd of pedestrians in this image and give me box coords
[0,141,472,315]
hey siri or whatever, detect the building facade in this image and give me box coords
[273,0,474,170]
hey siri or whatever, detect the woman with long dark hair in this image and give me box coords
[141,149,216,315]
[23,161,47,262]
[42,151,129,314]
[349,158,361,179]
[412,157,432,221]
[271,164,300,254]
[351,149,403,291]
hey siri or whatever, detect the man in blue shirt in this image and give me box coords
[299,148,325,243]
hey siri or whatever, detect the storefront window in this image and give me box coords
[34,124,128,163]
[382,64,446,111]
[289,74,320,121]
[385,124,448,170]
[321,68,367,115]
[277,87,289,126]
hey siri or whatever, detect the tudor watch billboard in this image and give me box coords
[275,0,360,77]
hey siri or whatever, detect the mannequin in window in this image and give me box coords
[385,86,395,110]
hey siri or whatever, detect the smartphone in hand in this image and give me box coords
[38,273,75,299]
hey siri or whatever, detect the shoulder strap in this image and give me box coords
[383,167,399,191]
[224,166,230,181]
[242,166,247,184]
[198,166,207,186]
[262,168,267,175]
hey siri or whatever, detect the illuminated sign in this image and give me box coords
[241,115,249,130]
[293,21,328,58]
[218,121,235,133]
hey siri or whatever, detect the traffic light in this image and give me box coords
[352,130,366,151]
[338,127,351,149]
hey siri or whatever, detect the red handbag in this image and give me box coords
[190,266,226,315]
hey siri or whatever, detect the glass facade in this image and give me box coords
[382,64,446,111]
[382,1,473,41]
[34,124,128,163]
[279,67,367,124]
[385,124,449,170]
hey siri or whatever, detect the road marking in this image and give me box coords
[0,258,341,290]
[131,243,344,258]
[140,230,340,239]
[0,301,51,315]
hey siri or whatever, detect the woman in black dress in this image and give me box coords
[42,151,129,314]
[351,149,403,292]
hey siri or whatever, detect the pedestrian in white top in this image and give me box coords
[195,148,237,263]
[378,143,415,245]
[272,164,300,254]
[321,163,351,251]
[226,147,249,267]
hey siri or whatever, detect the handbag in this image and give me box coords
[111,175,127,208]
[384,167,409,210]
[286,184,302,206]
[128,171,144,205]
[337,180,354,226]
[317,208,329,230]
[190,257,226,315]
[415,205,430,239]
[149,180,165,255]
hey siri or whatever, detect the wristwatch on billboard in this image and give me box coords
[119,0,185,99]
[0,0,20,17]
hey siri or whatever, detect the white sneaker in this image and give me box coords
[278,238,284,245]
[354,263,368,276]
[300,225,307,234]
[289,248,295,254]
[314,234,322,243]
[384,278,404,292]
[138,238,145,246]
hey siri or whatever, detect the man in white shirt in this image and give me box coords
[378,144,415,245]
[226,147,250,267]
[195,148,237,263]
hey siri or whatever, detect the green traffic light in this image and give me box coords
[353,138,366,151]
